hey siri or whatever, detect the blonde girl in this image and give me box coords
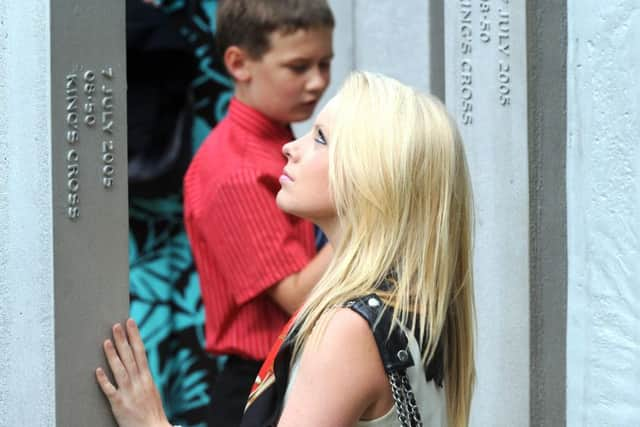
[96,72,475,427]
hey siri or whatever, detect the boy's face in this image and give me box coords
[241,27,333,125]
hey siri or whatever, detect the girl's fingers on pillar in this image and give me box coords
[96,367,118,400]
[113,323,139,377]
[104,338,130,388]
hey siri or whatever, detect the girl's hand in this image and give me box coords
[96,319,171,427]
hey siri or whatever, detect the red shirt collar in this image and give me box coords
[228,97,294,142]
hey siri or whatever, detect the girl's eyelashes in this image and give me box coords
[314,128,327,145]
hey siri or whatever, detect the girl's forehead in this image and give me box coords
[315,96,338,126]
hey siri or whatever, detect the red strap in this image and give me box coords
[249,312,298,395]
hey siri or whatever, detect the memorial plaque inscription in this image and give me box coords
[63,66,117,220]
[459,0,473,125]
[456,0,514,127]
[445,1,528,424]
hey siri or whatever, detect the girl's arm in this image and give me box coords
[277,308,393,427]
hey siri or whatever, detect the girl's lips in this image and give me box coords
[279,174,293,184]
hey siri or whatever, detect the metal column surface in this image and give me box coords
[51,0,128,425]
[527,1,567,426]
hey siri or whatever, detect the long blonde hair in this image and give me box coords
[293,72,475,427]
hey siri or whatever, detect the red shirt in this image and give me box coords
[183,98,316,360]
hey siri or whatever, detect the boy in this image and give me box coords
[182,0,335,425]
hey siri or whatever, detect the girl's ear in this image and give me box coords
[223,46,252,82]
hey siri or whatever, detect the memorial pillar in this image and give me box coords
[0,0,128,425]
[444,1,567,425]
[353,0,444,97]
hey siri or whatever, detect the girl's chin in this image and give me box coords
[275,192,292,213]
[276,198,307,220]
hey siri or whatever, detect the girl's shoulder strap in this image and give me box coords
[344,294,415,373]
[344,294,444,386]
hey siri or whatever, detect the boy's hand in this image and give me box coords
[96,319,171,427]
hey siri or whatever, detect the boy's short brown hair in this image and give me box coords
[216,0,334,59]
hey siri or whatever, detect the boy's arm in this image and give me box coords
[267,243,333,314]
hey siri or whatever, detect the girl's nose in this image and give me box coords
[283,138,302,161]
[282,140,293,158]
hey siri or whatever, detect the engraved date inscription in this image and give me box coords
[83,70,97,127]
[479,0,491,43]
[497,5,511,106]
[63,65,117,221]
[457,0,512,117]
[101,67,115,188]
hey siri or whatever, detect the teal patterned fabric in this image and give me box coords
[128,1,233,425]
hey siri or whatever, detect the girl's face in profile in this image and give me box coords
[276,97,337,224]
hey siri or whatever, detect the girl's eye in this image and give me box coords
[314,128,327,145]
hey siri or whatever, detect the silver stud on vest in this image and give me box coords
[367,297,380,307]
